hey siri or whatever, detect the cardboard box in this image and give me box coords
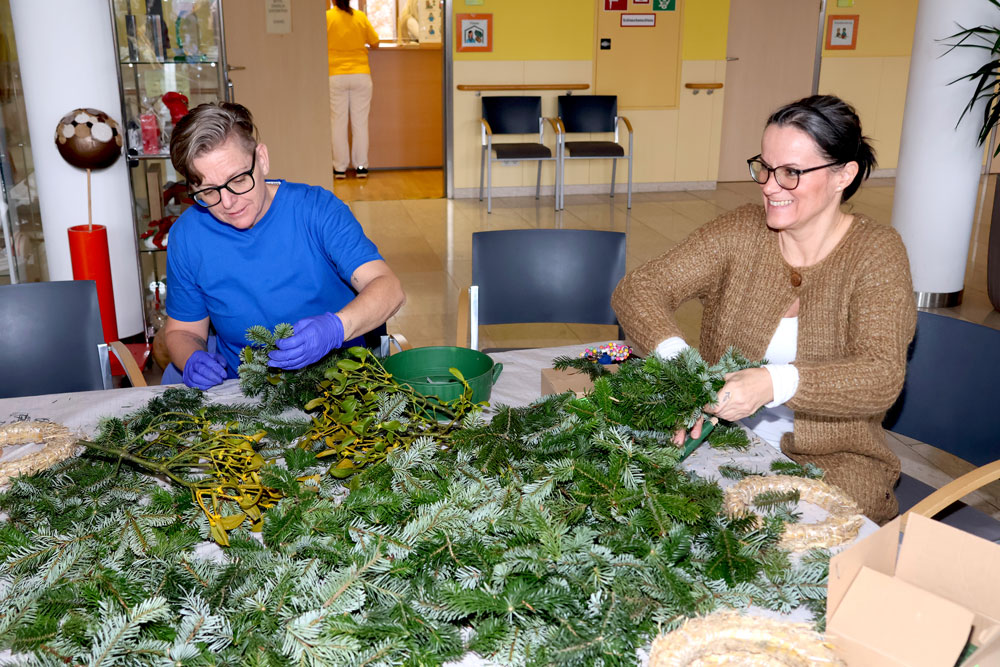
[540,365,618,397]
[827,513,1000,666]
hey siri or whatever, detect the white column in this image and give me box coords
[10,0,142,337]
[891,0,997,307]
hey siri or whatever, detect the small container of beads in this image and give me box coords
[580,342,633,365]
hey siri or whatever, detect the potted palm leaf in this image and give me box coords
[949,1,1000,311]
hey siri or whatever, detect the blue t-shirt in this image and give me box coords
[166,180,382,376]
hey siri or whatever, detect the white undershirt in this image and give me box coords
[741,317,798,450]
[654,317,800,451]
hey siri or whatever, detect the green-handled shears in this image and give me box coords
[678,419,715,462]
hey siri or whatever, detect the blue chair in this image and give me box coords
[556,95,633,211]
[884,311,1000,539]
[458,229,626,352]
[0,281,146,398]
[479,96,560,214]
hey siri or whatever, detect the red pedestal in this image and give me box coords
[67,224,118,343]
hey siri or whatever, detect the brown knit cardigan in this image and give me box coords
[611,204,916,524]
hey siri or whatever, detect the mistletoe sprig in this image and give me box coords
[298,346,480,479]
[239,323,482,480]
[83,405,282,546]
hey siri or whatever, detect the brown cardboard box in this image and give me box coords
[540,365,618,397]
[826,513,1000,666]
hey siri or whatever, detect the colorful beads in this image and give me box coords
[580,342,632,365]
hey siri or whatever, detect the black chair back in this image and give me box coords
[0,281,109,398]
[472,229,626,326]
[482,96,543,135]
[558,95,618,134]
[884,311,1000,466]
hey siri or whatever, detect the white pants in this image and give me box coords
[329,73,373,171]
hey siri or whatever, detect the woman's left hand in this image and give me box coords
[704,368,774,422]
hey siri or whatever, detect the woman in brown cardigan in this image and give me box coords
[611,95,916,524]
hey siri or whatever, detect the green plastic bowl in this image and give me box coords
[381,346,503,407]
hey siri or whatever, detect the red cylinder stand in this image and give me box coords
[67,224,118,343]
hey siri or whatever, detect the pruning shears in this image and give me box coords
[678,419,715,462]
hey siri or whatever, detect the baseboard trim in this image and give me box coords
[870,168,897,179]
[453,181,718,200]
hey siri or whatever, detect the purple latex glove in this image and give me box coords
[182,350,228,389]
[268,312,345,370]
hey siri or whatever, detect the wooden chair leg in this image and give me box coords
[456,286,470,348]
[110,340,147,387]
[903,459,1000,530]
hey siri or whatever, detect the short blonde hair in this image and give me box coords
[169,102,258,186]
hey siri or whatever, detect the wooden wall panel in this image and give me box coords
[368,46,443,169]
[593,0,683,109]
[221,0,332,187]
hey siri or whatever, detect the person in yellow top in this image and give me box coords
[327,0,379,179]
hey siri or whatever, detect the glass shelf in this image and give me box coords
[120,59,220,66]
[110,0,227,335]
[127,152,171,161]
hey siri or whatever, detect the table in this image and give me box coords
[1,343,879,549]
[0,343,878,656]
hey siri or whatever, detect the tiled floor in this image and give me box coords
[344,174,1000,520]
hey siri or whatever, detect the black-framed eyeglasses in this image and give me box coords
[747,154,841,191]
[189,151,257,207]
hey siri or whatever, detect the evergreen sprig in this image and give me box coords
[0,340,831,665]
[551,355,614,381]
[238,322,345,412]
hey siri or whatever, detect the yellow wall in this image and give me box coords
[452,0,593,61]
[453,0,917,192]
[453,0,729,192]
[823,0,917,58]
[682,0,728,61]
[818,0,919,169]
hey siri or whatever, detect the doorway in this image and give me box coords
[716,0,822,182]
[220,0,447,201]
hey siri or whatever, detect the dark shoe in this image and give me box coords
[334,170,347,179]
[355,167,368,179]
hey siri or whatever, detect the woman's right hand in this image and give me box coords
[672,416,705,447]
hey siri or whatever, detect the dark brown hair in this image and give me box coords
[169,102,258,186]
[334,0,352,14]
[767,95,877,201]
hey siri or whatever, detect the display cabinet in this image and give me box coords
[108,0,229,336]
[0,0,44,286]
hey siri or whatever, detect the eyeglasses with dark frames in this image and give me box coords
[746,154,841,191]
[189,150,257,207]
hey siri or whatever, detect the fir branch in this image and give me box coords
[769,460,826,479]
[551,355,613,382]
[718,464,755,480]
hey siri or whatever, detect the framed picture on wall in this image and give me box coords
[456,13,492,52]
[825,14,858,50]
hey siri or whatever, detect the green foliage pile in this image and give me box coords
[238,323,344,412]
[0,346,831,666]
